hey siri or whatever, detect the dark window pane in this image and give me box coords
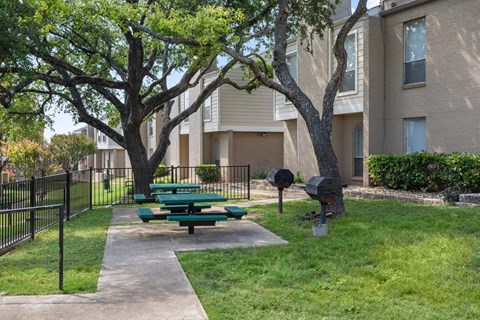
[354,158,363,177]
[405,59,425,84]
[340,70,355,92]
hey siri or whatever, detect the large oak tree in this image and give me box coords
[1,0,367,213]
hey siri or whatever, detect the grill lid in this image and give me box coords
[305,176,342,200]
[266,168,294,189]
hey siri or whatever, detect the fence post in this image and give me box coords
[89,167,93,210]
[247,165,251,200]
[59,204,64,291]
[66,171,71,221]
[29,176,36,240]
[170,165,174,183]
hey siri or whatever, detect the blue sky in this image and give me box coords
[44,0,381,140]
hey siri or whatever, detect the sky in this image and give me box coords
[44,0,381,140]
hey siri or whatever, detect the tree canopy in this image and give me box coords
[0,0,358,197]
[50,133,97,171]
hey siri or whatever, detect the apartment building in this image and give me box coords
[277,0,480,186]
[164,65,284,174]
[74,124,126,170]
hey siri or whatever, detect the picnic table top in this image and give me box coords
[149,183,201,191]
[155,193,227,205]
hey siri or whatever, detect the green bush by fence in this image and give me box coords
[195,164,221,183]
[366,152,480,192]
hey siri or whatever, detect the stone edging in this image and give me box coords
[343,189,444,205]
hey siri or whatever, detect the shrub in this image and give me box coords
[154,164,169,178]
[366,152,480,192]
[251,168,270,179]
[195,164,221,183]
[294,172,305,184]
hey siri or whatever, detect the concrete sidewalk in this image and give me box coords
[0,205,288,320]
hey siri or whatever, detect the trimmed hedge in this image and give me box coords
[195,164,221,183]
[366,152,480,192]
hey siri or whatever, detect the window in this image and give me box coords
[340,33,356,93]
[404,118,426,153]
[286,53,297,82]
[404,17,426,84]
[148,119,154,136]
[203,95,212,121]
[149,148,154,157]
[353,123,363,177]
[285,52,297,102]
[102,134,107,143]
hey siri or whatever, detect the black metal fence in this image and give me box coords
[0,165,250,250]
[90,165,250,206]
[0,204,64,254]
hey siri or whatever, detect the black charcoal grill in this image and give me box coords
[267,168,294,214]
[305,176,342,225]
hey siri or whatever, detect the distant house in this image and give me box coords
[274,0,480,186]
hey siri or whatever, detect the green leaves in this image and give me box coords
[49,133,97,171]
[366,152,480,192]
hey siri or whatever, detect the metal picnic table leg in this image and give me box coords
[188,225,194,234]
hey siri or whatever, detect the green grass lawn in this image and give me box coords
[0,208,111,295]
[178,199,480,320]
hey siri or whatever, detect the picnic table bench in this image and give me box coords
[167,214,228,234]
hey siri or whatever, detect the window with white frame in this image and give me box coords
[340,33,356,93]
[285,52,297,102]
[203,95,212,121]
[149,148,154,158]
[286,52,297,82]
[404,118,426,153]
[404,17,426,85]
[148,119,154,136]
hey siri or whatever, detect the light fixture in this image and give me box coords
[261,132,267,137]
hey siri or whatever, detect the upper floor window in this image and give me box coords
[97,131,107,143]
[286,52,298,82]
[340,33,357,93]
[148,119,154,136]
[404,17,426,85]
[203,95,212,122]
[404,117,426,153]
[285,52,297,103]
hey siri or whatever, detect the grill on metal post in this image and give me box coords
[305,176,342,236]
[267,168,294,214]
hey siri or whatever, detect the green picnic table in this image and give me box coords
[149,183,200,194]
[156,193,228,234]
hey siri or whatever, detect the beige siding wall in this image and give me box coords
[220,68,281,131]
[383,0,480,154]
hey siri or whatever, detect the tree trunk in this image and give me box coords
[304,114,345,215]
[124,127,154,196]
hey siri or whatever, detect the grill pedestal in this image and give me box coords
[267,168,294,214]
[305,176,342,237]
